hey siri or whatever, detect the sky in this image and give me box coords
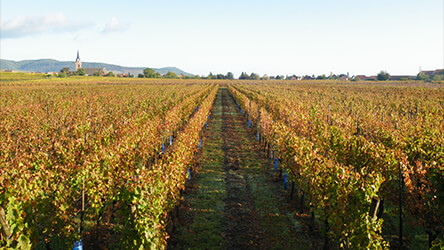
[1,0,443,77]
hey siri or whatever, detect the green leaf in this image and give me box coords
[60,203,69,212]
[18,234,31,249]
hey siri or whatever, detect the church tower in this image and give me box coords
[75,50,82,71]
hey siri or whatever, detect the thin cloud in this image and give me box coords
[0,13,91,39]
[102,17,130,33]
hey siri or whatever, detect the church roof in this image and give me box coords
[76,50,80,61]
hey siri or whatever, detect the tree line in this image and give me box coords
[60,67,444,81]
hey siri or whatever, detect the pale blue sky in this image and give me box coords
[1,0,443,77]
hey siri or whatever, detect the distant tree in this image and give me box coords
[416,72,427,81]
[76,68,85,76]
[143,68,159,78]
[226,72,234,80]
[164,71,178,79]
[93,71,102,76]
[275,75,282,80]
[105,72,115,77]
[58,72,67,78]
[60,67,70,73]
[431,74,442,81]
[317,74,327,80]
[193,75,201,79]
[437,70,444,80]
[207,72,217,79]
[377,71,390,81]
[216,74,225,79]
[250,73,260,80]
[239,72,250,80]
[138,73,144,78]
[262,74,269,80]
[421,70,443,81]
[329,74,339,80]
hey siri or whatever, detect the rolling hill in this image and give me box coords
[0,59,193,76]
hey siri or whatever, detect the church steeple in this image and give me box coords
[75,49,82,71]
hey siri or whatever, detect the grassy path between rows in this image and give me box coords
[168,88,322,249]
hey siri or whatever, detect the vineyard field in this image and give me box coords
[1,78,217,248]
[0,78,443,249]
[228,80,443,249]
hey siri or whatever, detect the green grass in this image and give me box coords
[173,89,226,249]
[231,106,312,249]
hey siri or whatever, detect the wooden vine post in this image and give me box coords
[81,177,85,235]
[399,162,403,249]
[0,206,11,240]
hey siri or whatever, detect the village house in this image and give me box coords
[354,75,376,81]
[420,69,443,77]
